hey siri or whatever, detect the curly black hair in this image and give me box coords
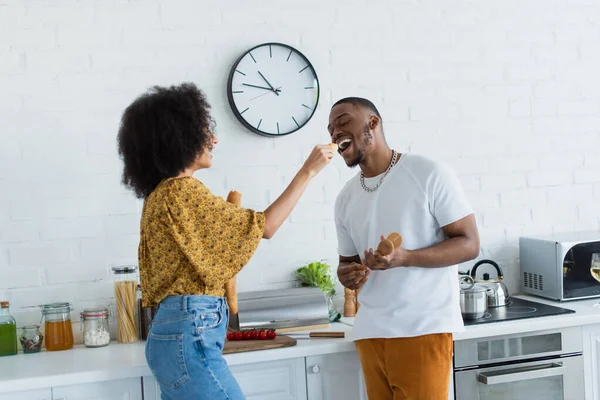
[117,82,214,199]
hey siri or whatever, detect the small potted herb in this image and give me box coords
[296,261,341,322]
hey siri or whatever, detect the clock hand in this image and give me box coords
[257,71,280,96]
[250,87,282,101]
[242,83,277,91]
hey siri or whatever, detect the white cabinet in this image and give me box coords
[583,324,600,400]
[232,358,307,400]
[51,378,142,400]
[143,358,307,400]
[0,389,52,400]
[305,351,367,400]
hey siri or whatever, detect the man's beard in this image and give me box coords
[347,150,364,168]
[347,123,370,168]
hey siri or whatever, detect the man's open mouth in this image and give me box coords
[337,138,352,154]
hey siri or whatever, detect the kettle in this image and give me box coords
[458,275,490,320]
[470,259,510,307]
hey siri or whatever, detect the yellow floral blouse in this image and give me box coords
[139,177,265,307]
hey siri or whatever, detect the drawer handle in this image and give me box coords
[477,363,565,385]
[310,364,321,374]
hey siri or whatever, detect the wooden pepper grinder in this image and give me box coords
[344,288,357,317]
[355,288,361,311]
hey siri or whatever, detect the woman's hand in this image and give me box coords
[300,144,336,178]
[262,143,336,239]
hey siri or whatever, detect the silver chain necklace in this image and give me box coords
[360,150,399,193]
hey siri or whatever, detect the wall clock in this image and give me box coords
[227,42,320,137]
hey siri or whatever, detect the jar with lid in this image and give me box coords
[0,301,17,357]
[111,265,139,343]
[81,308,111,348]
[19,325,43,354]
[41,302,74,351]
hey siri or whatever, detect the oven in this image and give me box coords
[453,327,584,400]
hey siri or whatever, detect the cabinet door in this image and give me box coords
[144,358,308,400]
[306,351,367,400]
[0,389,52,400]
[583,324,600,400]
[51,378,142,400]
[141,376,161,400]
[231,358,307,400]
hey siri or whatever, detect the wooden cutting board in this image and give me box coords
[223,335,297,354]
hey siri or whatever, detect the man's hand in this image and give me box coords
[337,262,370,290]
[363,236,411,270]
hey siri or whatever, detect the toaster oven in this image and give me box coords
[520,231,600,301]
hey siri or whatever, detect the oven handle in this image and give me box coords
[477,363,565,385]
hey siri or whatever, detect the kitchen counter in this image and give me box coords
[0,323,357,394]
[4,295,600,394]
[340,294,600,341]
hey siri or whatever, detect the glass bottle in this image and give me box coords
[112,265,139,343]
[0,301,17,357]
[81,308,111,348]
[41,302,74,351]
[19,325,43,354]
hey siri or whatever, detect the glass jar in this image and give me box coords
[112,265,139,343]
[41,302,74,351]
[0,301,17,357]
[81,308,111,348]
[19,325,43,354]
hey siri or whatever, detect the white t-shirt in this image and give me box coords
[334,153,473,340]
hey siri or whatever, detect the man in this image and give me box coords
[329,97,480,399]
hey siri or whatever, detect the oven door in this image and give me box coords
[454,355,584,400]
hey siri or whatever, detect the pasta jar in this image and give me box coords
[81,308,111,348]
[111,265,139,343]
[41,302,74,351]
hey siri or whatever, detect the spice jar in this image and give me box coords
[81,308,111,348]
[41,302,74,351]
[19,325,43,354]
[0,301,17,357]
[112,265,139,343]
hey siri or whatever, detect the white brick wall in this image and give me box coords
[2,0,600,340]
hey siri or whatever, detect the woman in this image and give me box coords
[117,82,335,400]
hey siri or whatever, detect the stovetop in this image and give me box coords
[463,297,576,326]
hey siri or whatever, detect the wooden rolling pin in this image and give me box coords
[225,190,242,316]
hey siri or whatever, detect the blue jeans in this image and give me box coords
[145,295,245,400]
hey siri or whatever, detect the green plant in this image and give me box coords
[296,261,340,323]
[296,261,336,297]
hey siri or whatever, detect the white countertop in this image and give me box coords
[340,294,600,341]
[0,323,357,394]
[4,295,600,394]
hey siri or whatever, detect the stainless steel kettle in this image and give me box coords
[458,275,489,320]
[470,259,510,307]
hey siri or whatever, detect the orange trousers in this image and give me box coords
[355,333,453,400]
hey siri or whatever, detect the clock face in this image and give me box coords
[227,42,320,137]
